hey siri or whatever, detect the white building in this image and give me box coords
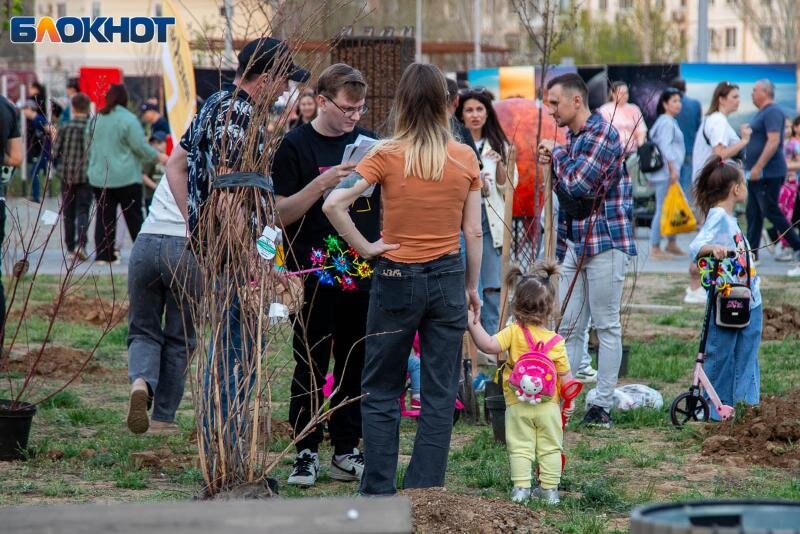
[581,0,772,63]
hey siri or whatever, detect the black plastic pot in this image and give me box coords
[588,344,630,377]
[0,399,36,461]
[484,395,506,444]
[630,500,800,533]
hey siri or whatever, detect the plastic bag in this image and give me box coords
[584,384,664,411]
[660,182,697,236]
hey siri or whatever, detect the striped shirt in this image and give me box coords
[551,113,637,260]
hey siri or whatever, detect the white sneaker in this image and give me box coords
[511,487,531,503]
[287,449,319,487]
[683,286,707,305]
[330,448,364,482]
[787,264,800,277]
[532,486,560,505]
[575,365,598,383]
[775,244,794,262]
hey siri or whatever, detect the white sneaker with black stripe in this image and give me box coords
[330,448,364,482]
[287,449,319,487]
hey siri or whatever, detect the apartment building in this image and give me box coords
[582,0,771,62]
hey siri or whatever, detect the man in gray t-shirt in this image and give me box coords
[744,79,800,260]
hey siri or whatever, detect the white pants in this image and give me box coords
[559,245,629,409]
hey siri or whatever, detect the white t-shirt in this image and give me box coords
[691,111,739,180]
[140,177,188,238]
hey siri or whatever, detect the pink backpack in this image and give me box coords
[507,323,561,405]
[778,180,799,246]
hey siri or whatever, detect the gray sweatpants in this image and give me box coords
[558,245,629,410]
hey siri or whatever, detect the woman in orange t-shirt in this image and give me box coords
[323,63,482,496]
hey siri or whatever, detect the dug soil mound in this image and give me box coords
[702,390,800,469]
[32,294,128,327]
[5,346,102,378]
[762,305,800,340]
[402,488,550,534]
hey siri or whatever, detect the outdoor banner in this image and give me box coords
[607,64,679,127]
[681,63,798,129]
[468,66,578,100]
[161,0,196,140]
[79,67,122,110]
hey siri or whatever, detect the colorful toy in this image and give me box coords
[669,253,738,426]
[278,235,374,290]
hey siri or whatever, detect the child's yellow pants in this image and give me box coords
[505,401,563,489]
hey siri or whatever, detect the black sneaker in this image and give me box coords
[581,404,612,428]
[287,449,319,487]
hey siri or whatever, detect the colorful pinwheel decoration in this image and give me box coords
[305,235,374,290]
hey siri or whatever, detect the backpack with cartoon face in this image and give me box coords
[507,323,561,405]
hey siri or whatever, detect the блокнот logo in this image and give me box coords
[10,17,176,43]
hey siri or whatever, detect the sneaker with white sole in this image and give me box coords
[511,487,531,503]
[287,449,319,487]
[581,404,613,429]
[683,286,707,305]
[532,486,560,505]
[575,365,597,383]
[330,448,364,482]
[775,244,794,262]
[788,264,800,277]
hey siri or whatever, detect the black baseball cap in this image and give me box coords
[237,38,310,83]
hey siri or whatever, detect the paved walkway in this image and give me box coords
[3,197,795,277]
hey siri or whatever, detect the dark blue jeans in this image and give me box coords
[127,234,199,422]
[746,176,800,253]
[29,155,49,202]
[360,253,467,495]
[203,293,255,441]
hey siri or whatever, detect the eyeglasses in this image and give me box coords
[322,95,368,118]
[721,81,739,90]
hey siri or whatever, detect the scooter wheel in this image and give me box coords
[670,392,710,427]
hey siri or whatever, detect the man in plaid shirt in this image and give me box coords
[53,92,92,260]
[539,73,636,429]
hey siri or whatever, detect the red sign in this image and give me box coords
[79,67,123,110]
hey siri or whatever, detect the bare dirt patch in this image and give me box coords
[762,305,800,341]
[402,487,551,534]
[131,448,197,472]
[31,294,128,327]
[703,390,800,469]
[5,345,103,378]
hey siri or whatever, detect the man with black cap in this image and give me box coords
[140,102,171,138]
[164,37,309,435]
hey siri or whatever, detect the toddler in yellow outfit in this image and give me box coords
[468,261,573,505]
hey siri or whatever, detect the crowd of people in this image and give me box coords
[0,35,781,505]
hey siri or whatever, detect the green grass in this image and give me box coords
[3,273,800,533]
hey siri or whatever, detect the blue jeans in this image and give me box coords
[360,253,466,495]
[679,155,693,203]
[479,205,501,335]
[704,305,762,420]
[648,179,677,248]
[29,155,49,202]
[407,354,421,396]
[203,294,255,440]
[127,234,199,422]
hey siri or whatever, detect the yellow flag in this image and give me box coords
[161,0,196,140]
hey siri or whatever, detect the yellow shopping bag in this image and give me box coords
[660,182,697,236]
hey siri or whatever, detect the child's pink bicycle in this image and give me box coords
[669,253,736,426]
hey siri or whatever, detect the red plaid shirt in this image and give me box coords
[551,113,637,260]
